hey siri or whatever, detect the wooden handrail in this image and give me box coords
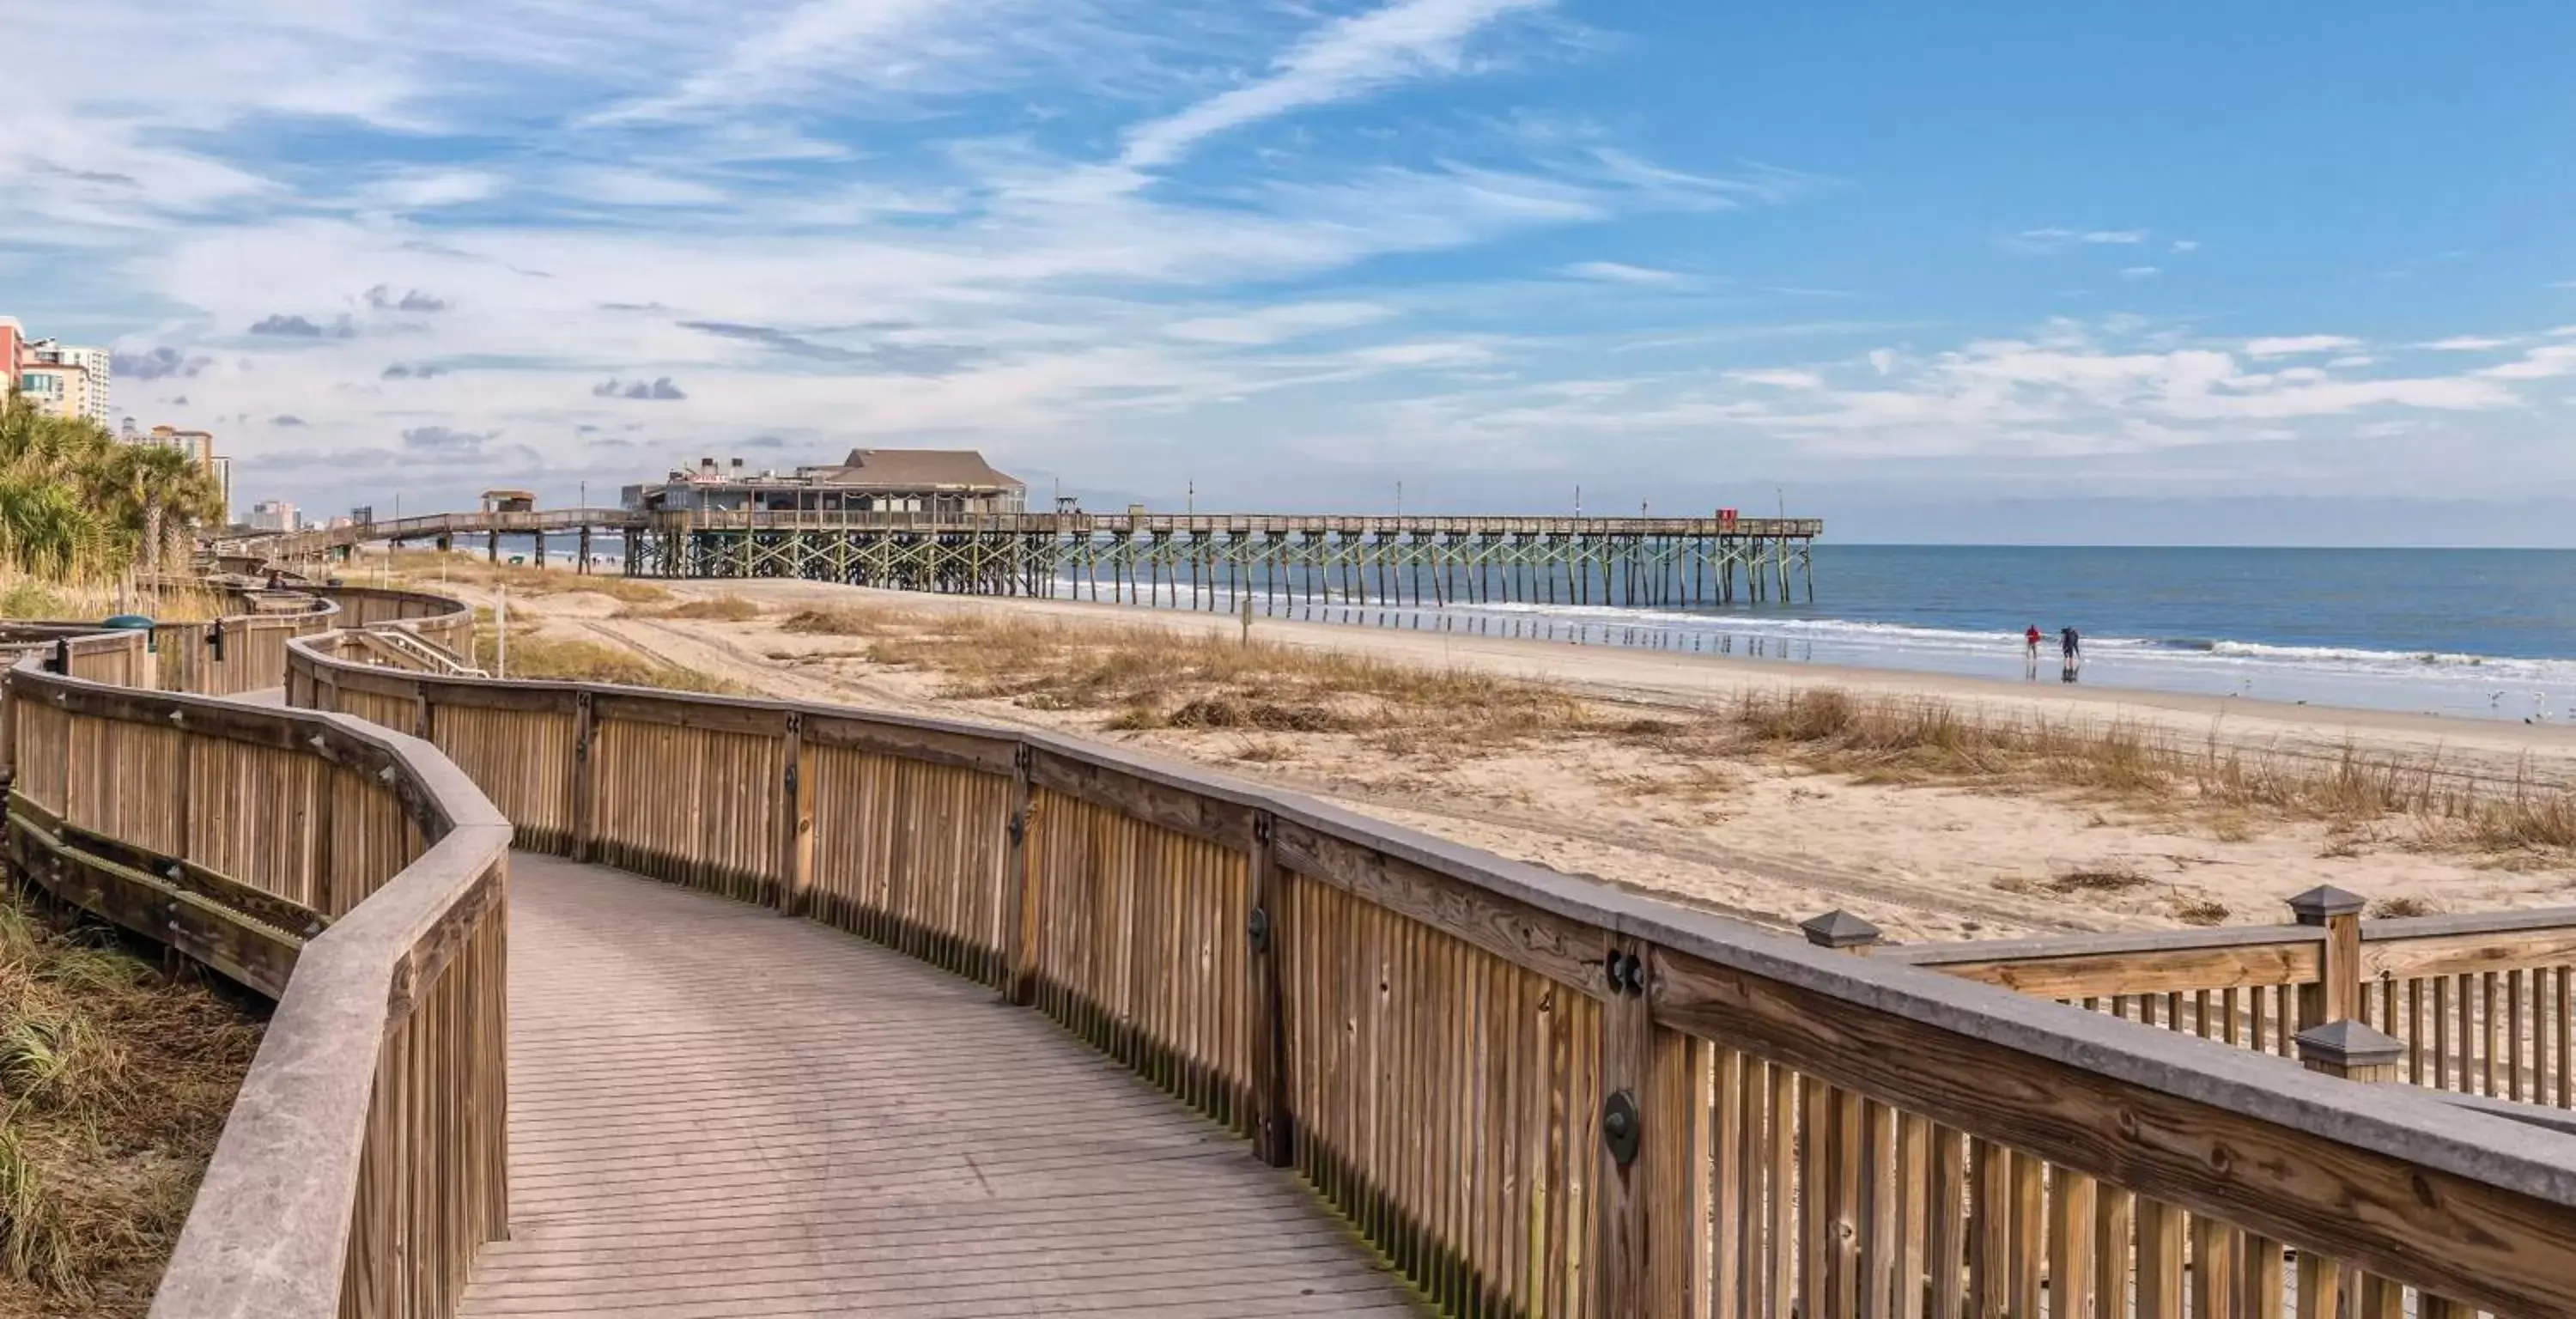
[1889,897,2576,1108]
[286,631,2576,1318]
[3,593,509,1319]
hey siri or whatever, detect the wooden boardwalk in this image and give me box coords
[459,853,1420,1317]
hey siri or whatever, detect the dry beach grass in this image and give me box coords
[400,568,2576,941]
[0,893,260,1316]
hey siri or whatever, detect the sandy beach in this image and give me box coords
[459,569,2576,946]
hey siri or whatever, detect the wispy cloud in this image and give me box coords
[585,0,1002,125]
[1164,301,1395,344]
[2006,227,2150,253]
[2424,335,2513,351]
[2472,343,2576,381]
[2245,335,2360,358]
[2117,265,2161,282]
[1118,0,1554,173]
[1558,260,1682,285]
[592,377,689,400]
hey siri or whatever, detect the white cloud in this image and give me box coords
[1348,340,1499,367]
[2473,343,2576,381]
[556,168,730,207]
[361,170,505,210]
[1726,368,1822,389]
[2117,265,2160,282]
[2244,335,2360,358]
[2008,227,2148,253]
[2424,335,2513,351]
[586,0,1007,125]
[2170,239,2200,253]
[1119,0,1552,172]
[1866,349,1897,376]
[1164,301,1394,344]
[1558,260,1680,284]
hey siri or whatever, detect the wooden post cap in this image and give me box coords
[1801,909,1882,951]
[2295,1019,2404,1072]
[2286,885,2367,925]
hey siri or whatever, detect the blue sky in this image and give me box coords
[4,2,2573,543]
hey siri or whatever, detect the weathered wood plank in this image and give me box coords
[1273,818,1612,994]
[1651,945,2576,1316]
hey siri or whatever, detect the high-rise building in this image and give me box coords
[15,360,94,421]
[246,500,300,533]
[1,325,112,424]
[26,343,112,424]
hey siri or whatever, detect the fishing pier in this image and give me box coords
[252,508,1826,607]
[237,450,1823,607]
[634,509,1825,607]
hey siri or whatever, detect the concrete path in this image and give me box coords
[459,853,1419,1317]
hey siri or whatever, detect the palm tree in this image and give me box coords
[104,442,224,577]
[0,391,228,588]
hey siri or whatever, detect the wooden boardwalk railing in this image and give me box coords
[5,647,511,1319]
[286,629,2576,1319]
[1890,893,2576,1107]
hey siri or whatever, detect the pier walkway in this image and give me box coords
[464,852,1414,1317]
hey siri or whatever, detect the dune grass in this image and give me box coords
[617,594,763,623]
[380,550,671,605]
[0,889,261,1314]
[1722,686,2576,852]
[0,574,228,625]
[472,615,744,695]
[784,604,1588,751]
[772,602,2576,855]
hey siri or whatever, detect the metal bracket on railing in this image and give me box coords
[1602,1090,1642,1167]
[45,639,67,675]
[1006,809,1026,847]
[1247,905,1272,953]
[1013,743,1035,775]
[206,619,225,662]
[1601,948,1646,998]
[1252,811,1273,847]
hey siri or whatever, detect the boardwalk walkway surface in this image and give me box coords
[459,854,1420,1317]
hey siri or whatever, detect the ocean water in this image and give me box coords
[1078,546,2576,724]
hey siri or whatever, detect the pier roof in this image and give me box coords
[811,447,1023,492]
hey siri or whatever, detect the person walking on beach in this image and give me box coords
[2060,626,2081,666]
[2024,624,2043,660]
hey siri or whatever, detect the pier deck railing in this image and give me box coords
[287,629,2576,1319]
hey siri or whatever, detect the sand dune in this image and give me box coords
[485,573,2576,947]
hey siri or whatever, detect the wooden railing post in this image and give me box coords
[1802,910,1880,1319]
[996,743,1036,1006]
[1245,809,1291,1167]
[569,690,594,863]
[2295,1019,2404,1318]
[775,712,811,916]
[2289,885,2366,1031]
[1595,933,1656,1318]
[2296,1019,2404,1085]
